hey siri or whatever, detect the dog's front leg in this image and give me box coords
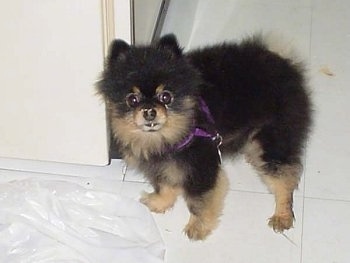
[184,169,228,240]
[140,184,181,213]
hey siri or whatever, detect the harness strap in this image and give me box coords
[172,97,223,163]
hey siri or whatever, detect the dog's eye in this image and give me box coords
[158,90,173,105]
[126,93,140,107]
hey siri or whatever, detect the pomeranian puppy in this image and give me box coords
[98,34,312,240]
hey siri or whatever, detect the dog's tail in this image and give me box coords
[259,31,303,64]
[259,31,312,96]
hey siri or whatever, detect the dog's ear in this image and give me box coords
[156,34,182,57]
[107,39,130,63]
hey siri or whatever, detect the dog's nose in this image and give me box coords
[143,108,157,121]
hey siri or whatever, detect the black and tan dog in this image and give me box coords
[98,34,312,240]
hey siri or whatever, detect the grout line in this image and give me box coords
[301,3,315,261]
[304,195,350,203]
[300,160,307,263]
[228,188,272,196]
[120,180,350,203]
[0,167,91,179]
[122,179,148,185]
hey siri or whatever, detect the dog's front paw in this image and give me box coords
[140,191,173,213]
[184,215,216,241]
[184,221,212,241]
[268,213,294,232]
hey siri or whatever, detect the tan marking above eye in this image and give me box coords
[156,84,165,94]
[132,86,141,94]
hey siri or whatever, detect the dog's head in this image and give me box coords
[98,34,201,158]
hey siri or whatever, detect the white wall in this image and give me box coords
[0,0,130,167]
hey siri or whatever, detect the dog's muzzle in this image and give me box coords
[142,108,157,121]
[139,108,162,131]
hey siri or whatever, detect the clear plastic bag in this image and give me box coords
[0,179,164,263]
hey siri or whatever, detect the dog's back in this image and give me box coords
[186,37,312,161]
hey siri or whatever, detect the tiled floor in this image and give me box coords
[1,0,349,262]
[119,0,350,262]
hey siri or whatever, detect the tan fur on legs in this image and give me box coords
[262,167,301,232]
[244,139,302,232]
[184,169,229,240]
[140,185,181,213]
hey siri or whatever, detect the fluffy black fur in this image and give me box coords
[98,34,312,239]
[187,37,311,167]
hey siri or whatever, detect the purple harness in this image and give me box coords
[172,98,223,162]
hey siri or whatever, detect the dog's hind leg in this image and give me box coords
[245,138,302,232]
[184,169,229,240]
[262,165,301,232]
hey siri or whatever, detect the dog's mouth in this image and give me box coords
[141,122,162,132]
[134,107,167,132]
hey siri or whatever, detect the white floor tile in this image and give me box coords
[0,158,126,181]
[0,166,125,194]
[123,165,147,183]
[155,191,303,263]
[120,181,304,263]
[302,198,350,263]
[224,157,267,193]
[119,181,152,200]
[304,0,350,201]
